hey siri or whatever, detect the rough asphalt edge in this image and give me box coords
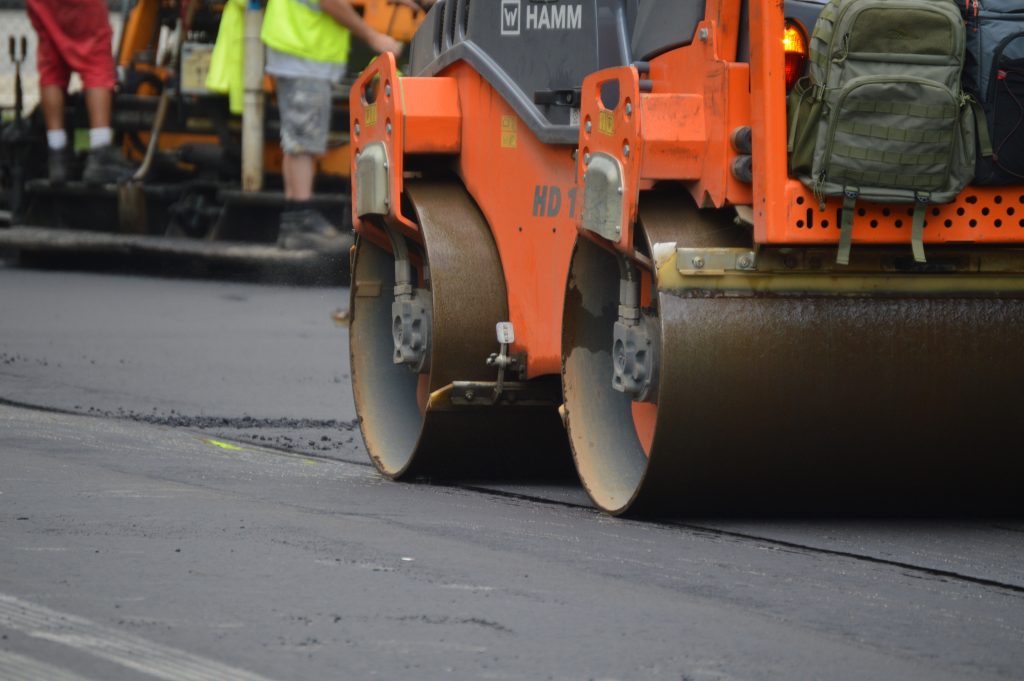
[3,394,1024,598]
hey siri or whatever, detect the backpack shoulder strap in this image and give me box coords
[837,186,859,266]
[911,192,930,264]
[968,95,994,158]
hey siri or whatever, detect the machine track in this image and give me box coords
[563,193,1024,515]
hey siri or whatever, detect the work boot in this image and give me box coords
[82,144,136,185]
[48,148,68,186]
[277,207,349,253]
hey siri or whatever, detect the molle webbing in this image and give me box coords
[836,121,954,145]
[831,145,951,168]
[842,99,958,119]
[835,170,944,190]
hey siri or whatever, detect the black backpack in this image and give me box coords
[962,1,1024,184]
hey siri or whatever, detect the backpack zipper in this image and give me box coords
[985,31,1024,105]
[823,1,966,87]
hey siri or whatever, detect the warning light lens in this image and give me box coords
[783,21,809,92]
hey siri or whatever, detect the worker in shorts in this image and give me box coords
[262,0,413,252]
[26,0,134,185]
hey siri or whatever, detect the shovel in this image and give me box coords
[117,90,169,233]
[117,0,196,233]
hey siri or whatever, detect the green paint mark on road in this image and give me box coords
[204,439,244,452]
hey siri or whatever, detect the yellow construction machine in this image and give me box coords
[0,0,427,271]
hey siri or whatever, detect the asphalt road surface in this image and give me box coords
[1,263,1023,681]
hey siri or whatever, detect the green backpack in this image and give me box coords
[788,0,984,264]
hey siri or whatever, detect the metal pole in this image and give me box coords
[242,1,265,192]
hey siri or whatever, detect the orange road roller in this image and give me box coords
[348,0,1024,514]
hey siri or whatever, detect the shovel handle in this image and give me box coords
[132,91,171,182]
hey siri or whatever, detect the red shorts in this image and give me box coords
[26,0,116,90]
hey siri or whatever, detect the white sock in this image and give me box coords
[46,129,67,150]
[89,127,113,149]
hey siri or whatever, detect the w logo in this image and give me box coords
[501,0,521,36]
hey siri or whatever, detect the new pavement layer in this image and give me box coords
[1,264,1022,680]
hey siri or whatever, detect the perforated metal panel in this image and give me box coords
[774,179,1024,245]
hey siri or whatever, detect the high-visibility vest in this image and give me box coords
[206,0,245,114]
[261,0,351,65]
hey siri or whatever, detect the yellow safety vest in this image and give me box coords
[206,0,246,114]
[261,0,351,65]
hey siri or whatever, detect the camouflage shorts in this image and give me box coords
[275,76,332,155]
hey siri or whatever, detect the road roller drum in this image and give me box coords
[564,194,1024,514]
[350,180,570,480]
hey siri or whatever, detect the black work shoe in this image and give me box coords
[82,144,136,185]
[48,148,68,186]
[277,207,350,253]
